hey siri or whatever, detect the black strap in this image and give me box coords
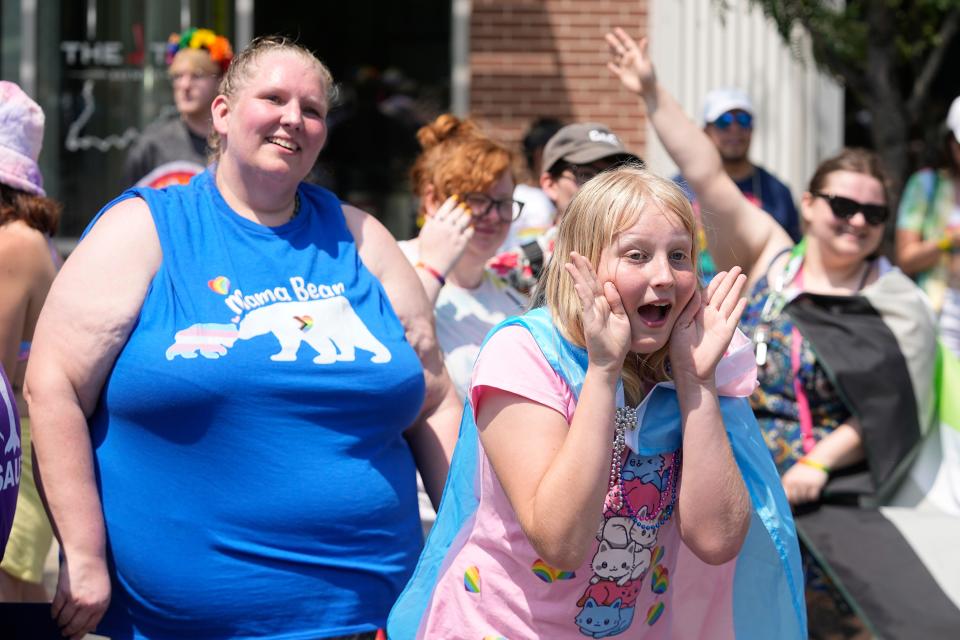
[520,238,545,277]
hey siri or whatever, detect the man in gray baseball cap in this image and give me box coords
[540,122,640,218]
[488,122,640,293]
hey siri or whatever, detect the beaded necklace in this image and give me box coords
[607,405,681,535]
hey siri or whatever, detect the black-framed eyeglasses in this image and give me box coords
[712,111,753,130]
[814,192,889,226]
[560,165,602,187]
[462,193,524,222]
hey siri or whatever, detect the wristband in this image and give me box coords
[937,236,953,252]
[797,457,830,474]
[415,261,446,287]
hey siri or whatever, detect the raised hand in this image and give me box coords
[417,195,475,276]
[564,251,632,372]
[605,28,656,96]
[669,267,748,387]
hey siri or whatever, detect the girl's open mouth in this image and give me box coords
[637,302,671,327]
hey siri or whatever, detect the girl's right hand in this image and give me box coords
[417,195,475,277]
[564,251,631,372]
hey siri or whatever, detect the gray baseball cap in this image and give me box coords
[541,122,640,173]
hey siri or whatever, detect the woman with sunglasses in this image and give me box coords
[607,29,936,511]
[399,114,527,399]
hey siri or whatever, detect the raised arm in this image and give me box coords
[344,205,462,510]
[26,197,161,640]
[606,29,793,286]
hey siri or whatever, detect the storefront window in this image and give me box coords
[2,0,232,237]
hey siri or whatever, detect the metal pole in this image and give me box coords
[19,0,37,95]
[450,0,471,116]
[235,0,254,50]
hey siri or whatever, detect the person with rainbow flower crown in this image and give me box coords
[124,27,233,188]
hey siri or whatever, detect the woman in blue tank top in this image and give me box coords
[26,36,461,640]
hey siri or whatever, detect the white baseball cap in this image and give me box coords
[702,87,754,126]
[947,96,960,144]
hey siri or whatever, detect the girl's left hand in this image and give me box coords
[669,267,748,387]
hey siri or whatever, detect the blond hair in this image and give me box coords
[209,35,337,159]
[168,47,221,78]
[539,165,700,404]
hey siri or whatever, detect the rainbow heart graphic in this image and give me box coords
[207,276,230,295]
[463,565,481,593]
[482,636,507,640]
[530,559,575,583]
[651,565,669,594]
[646,601,665,625]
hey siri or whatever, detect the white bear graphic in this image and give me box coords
[237,298,391,365]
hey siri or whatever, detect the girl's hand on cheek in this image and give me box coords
[669,267,748,388]
[564,251,631,373]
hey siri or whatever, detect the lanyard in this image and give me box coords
[753,239,817,453]
[754,239,806,367]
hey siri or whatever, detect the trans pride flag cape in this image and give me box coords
[388,308,806,638]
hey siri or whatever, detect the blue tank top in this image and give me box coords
[89,170,426,639]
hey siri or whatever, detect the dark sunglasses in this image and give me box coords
[462,193,525,222]
[712,111,753,130]
[814,192,889,226]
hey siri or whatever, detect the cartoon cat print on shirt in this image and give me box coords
[575,580,642,638]
[591,514,654,587]
[575,597,636,638]
[575,450,678,636]
[621,452,667,491]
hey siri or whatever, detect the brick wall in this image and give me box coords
[470,0,648,180]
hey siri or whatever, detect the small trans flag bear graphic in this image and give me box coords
[165,323,239,360]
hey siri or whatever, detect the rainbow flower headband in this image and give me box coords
[165,28,233,73]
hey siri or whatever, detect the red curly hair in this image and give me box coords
[410,114,513,214]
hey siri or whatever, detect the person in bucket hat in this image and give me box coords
[0,80,61,603]
[488,122,640,292]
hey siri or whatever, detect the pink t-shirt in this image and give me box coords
[417,326,687,638]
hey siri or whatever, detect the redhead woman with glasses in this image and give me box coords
[398,115,527,399]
